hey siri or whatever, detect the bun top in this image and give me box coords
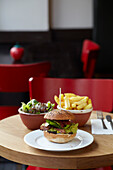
[44,109,75,120]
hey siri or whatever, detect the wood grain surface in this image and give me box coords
[0,111,113,169]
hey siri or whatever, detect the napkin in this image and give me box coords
[91,119,113,134]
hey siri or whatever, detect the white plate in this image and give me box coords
[24,129,94,152]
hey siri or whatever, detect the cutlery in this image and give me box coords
[97,111,107,129]
[106,115,113,130]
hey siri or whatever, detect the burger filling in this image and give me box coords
[40,120,78,134]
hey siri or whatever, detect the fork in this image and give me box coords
[97,111,108,129]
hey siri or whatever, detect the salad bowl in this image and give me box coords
[18,99,55,130]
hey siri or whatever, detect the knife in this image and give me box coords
[106,115,113,130]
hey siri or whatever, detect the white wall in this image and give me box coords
[51,0,93,29]
[0,0,93,31]
[0,0,49,31]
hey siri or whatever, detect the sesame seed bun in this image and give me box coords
[44,109,75,120]
[44,131,76,143]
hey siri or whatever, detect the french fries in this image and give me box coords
[54,93,92,110]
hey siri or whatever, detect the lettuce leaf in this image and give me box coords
[46,101,55,111]
[65,123,78,134]
[46,119,61,128]
[21,102,31,112]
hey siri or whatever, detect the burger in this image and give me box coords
[40,109,78,143]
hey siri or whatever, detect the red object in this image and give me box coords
[27,167,112,170]
[0,62,51,120]
[10,44,24,60]
[27,166,58,170]
[81,39,100,78]
[29,77,113,113]
[93,166,112,170]
[0,106,20,120]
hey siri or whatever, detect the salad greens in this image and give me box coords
[65,123,78,134]
[46,119,61,128]
[45,119,78,134]
[21,99,55,114]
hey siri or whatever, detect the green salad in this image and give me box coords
[21,99,55,114]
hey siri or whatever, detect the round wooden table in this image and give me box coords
[0,111,113,169]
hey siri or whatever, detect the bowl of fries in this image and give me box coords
[54,93,93,127]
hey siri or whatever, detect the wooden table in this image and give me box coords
[0,111,113,169]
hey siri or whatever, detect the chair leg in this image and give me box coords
[16,164,27,170]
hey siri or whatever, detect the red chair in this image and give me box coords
[81,39,100,78]
[0,61,51,120]
[28,77,113,170]
[27,167,58,170]
[29,77,113,112]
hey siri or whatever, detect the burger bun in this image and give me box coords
[44,109,75,120]
[44,131,76,143]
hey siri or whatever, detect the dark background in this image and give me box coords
[93,0,113,77]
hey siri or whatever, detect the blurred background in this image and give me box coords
[0,1,113,169]
[0,0,113,78]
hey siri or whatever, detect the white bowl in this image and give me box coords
[57,105,93,127]
[57,105,92,113]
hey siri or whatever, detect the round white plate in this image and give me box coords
[24,129,94,152]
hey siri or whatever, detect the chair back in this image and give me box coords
[29,77,113,112]
[81,39,100,78]
[0,61,51,120]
